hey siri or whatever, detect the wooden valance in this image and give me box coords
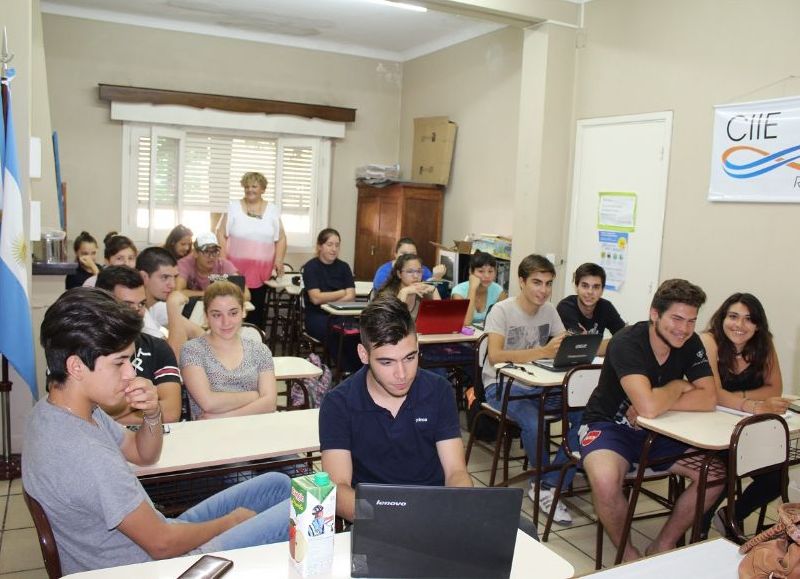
[98,84,356,123]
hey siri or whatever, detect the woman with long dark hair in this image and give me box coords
[701,292,790,534]
[377,253,440,318]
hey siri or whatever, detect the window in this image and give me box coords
[122,124,331,250]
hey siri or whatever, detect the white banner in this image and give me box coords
[709,95,800,203]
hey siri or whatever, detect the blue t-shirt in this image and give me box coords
[319,365,461,487]
[450,281,504,324]
[372,261,433,292]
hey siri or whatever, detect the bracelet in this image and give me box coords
[143,405,162,433]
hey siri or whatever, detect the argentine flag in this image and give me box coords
[0,78,38,399]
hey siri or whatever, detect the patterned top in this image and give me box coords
[180,334,274,420]
[225,200,282,288]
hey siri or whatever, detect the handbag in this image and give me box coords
[739,503,800,578]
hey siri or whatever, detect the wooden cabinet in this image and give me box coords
[354,182,444,280]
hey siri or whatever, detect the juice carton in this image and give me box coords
[290,471,336,576]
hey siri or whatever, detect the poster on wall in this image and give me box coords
[709,95,800,202]
[597,192,637,231]
[598,230,628,291]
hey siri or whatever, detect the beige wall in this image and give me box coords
[41,13,404,265]
[400,26,523,246]
[574,0,800,388]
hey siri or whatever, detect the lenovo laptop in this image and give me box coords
[352,484,523,579]
[415,299,470,335]
[533,333,603,371]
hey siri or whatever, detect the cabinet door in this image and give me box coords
[401,189,443,269]
[354,193,381,279]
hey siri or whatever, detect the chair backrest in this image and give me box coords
[730,413,789,477]
[240,322,267,344]
[563,364,603,409]
[472,333,490,399]
[23,490,62,579]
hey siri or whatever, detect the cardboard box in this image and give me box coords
[411,116,457,185]
[472,235,512,261]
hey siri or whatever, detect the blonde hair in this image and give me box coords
[203,280,244,312]
[240,172,267,190]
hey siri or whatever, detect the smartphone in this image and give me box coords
[177,555,233,578]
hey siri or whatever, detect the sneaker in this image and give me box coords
[531,487,573,525]
[711,507,728,537]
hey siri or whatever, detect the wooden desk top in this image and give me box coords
[495,363,565,387]
[133,409,319,477]
[63,529,574,578]
[273,356,322,380]
[579,538,741,577]
[638,408,800,450]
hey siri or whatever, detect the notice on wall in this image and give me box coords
[709,95,800,203]
[597,192,637,232]
[599,230,628,291]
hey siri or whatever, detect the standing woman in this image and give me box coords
[377,253,440,318]
[181,281,277,420]
[163,224,193,261]
[701,292,790,533]
[451,251,507,326]
[302,229,358,369]
[65,231,100,289]
[217,172,287,328]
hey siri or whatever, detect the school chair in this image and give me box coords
[23,490,62,579]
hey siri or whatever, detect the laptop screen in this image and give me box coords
[352,484,522,579]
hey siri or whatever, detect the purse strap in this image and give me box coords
[740,503,800,554]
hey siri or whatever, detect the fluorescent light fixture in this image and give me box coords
[364,0,428,13]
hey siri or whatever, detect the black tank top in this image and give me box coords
[722,363,762,393]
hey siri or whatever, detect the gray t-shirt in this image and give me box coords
[481,298,565,387]
[180,335,274,419]
[22,399,164,575]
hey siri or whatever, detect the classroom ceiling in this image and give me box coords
[39,0,525,61]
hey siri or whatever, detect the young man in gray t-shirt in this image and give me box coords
[481,254,576,525]
[23,288,290,575]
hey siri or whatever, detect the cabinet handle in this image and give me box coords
[370,245,375,256]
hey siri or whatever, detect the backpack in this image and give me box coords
[291,352,333,408]
[465,385,499,442]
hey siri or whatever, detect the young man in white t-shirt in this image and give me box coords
[481,254,576,524]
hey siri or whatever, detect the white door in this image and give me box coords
[565,112,673,324]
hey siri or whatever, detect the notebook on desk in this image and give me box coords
[352,484,523,579]
[533,334,602,371]
[327,301,368,311]
[415,299,470,335]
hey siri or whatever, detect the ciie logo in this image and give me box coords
[376,499,407,507]
[722,111,800,179]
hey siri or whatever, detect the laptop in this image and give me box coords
[415,299,470,335]
[352,484,523,579]
[533,333,603,371]
[327,301,368,311]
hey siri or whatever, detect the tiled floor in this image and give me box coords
[0,428,780,578]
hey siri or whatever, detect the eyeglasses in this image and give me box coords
[123,300,148,312]
[401,268,423,276]
[200,248,221,257]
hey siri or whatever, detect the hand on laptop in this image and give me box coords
[541,333,566,359]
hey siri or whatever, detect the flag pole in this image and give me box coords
[0,27,22,480]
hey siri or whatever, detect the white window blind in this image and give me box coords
[123,124,329,250]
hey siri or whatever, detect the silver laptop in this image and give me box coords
[533,333,602,371]
[326,301,368,311]
[352,484,523,579]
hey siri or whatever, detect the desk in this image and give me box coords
[134,409,319,478]
[274,356,322,381]
[355,280,373,297]
[580,538,741,578]
[63,529,574,578]
[321,303,365,316]
[417,328,483,345]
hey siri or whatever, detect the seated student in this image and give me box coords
[65,231,100,290]
[22,288,291,575]
[82,233,139,288]
[377,253,441,317]
[579,279,720,561]
[136,247,204,358]
[700,292,790,535]
[319,295,472,521]
[482,254,575,524]
[176,232,250,304]
[450,250,507,326]
[181,281,277,420]
[372,237,446,290]
[302,228,359,370]
[96,266,182,424]
[557,262,625,355]
[163,224,193,261]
